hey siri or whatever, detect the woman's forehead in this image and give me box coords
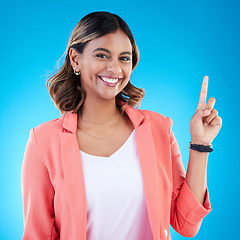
[85,30,132,53]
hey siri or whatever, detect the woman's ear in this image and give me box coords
[69,48,81,70]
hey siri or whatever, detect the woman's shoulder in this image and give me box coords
[24,115,66,156]
[31,114,66,139]
[137,108,173,127]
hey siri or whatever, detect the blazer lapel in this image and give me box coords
[60,112,87,239]
[136,124,160,239]
[124,106,160,239]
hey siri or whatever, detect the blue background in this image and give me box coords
[0,0,239,239]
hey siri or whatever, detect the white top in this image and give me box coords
[80,130,153,240]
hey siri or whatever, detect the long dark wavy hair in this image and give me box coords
[47,11,145,114]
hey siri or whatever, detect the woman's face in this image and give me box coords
[71,29,133,102]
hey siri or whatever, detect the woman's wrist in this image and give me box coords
[189,143,213,153]
[190,138,212,146]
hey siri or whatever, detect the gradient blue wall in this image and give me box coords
[0,0,239,239]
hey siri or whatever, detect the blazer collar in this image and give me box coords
[61,103,145,132]
[62,111,78,133]
[123,104,145,127]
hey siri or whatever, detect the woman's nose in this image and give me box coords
[107,59,122,74]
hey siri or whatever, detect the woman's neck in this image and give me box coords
[80,98,120,123]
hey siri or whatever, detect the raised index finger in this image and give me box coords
[197,76,209,110]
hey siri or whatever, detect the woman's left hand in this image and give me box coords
[190,76,222,145]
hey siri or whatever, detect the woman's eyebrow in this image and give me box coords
[92,48,132,55]
[120,51,132,56]
[92,48,111,53]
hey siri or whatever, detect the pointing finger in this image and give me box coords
[197,76,209,110]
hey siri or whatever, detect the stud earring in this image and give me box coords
[74,68,80,75]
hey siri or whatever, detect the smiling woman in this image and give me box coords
[21,11,222,240]
[47,12,144,115]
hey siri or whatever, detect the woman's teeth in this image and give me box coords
[100,76,119,84]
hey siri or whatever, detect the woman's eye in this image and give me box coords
[120,56,130,61]
[96,54,108,59]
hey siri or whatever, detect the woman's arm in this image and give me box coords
[21,128,59,240]
[186,76,222,204]
[169,129,211,238]
[186,151,208,204]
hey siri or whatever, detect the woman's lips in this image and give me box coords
[98,76,122,87]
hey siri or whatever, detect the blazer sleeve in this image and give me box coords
[21,128,59,240]
[169,127,212,238]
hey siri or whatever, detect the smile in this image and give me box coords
[98,76,122,86]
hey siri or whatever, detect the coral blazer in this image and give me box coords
[21,105,211,240]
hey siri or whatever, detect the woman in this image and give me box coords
[21,11,222,240]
